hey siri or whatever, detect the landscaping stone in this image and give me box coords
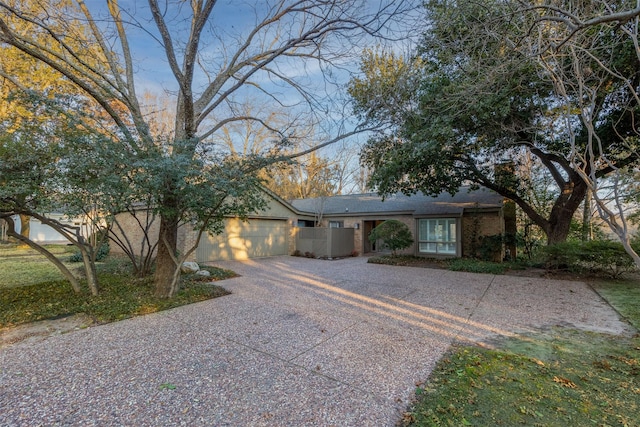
[180,261,200,273]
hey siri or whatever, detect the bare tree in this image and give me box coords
[0,0,418,297]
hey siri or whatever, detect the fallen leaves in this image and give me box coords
[553,376,577,388]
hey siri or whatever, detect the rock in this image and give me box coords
[181,261,200,273]
[195,270,211,277]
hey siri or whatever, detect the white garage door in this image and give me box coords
[196,218,288,262]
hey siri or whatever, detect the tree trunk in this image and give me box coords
[80,247,99,296]
[18,213,30,247]
[154,214,180,298]
[545,214,574,245]
[581,190,592,242]
[545,178,588,245]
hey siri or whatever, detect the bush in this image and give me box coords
[541,240,636,278]
[447,258,508,275]
[368,220,414,255]
[581,240,636,278]
[69,243,110,263]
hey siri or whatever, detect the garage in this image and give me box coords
[196,218,289,262]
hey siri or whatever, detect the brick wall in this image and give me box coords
[461,209,504,260]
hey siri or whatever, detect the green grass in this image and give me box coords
[402,276,640,427]
[0,244,236,327]
[0,243,78,288]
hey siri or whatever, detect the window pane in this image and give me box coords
[448,220,456,242]
[419,242,437,253]
[418,218,457,254]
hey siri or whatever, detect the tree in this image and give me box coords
[517,0,640,268]
[368,219,413,255]
[0,0,416,297]
[0,10,90,247]
[0,100,108,295]
[350,0,640,245]
[211,104,345,200]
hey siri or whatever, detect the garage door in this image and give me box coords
[196,218,288,262]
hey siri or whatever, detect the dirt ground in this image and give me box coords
[1,314,95,348]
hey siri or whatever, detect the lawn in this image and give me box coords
[0,243,236,327]
[401,276,640,426]
[0,243,78,288]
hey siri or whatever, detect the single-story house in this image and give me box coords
[111,186,514,263]
[1,213,92,244]
[110,190,307,263]
[290,186,515,260]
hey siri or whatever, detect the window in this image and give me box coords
[418,218,457,255]
[328,221,343,228]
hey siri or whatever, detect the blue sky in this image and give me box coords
[84,0,421,165]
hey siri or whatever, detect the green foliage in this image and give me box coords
[447,258,508,275]
[69,243,110,263]
[351,0,640,245]
[367,255,446,268]
[476,234,505,262]
[0,254,234,327]
[541,240,638,278]
[368,219,414,255]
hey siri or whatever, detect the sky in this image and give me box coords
[79,0,423,180]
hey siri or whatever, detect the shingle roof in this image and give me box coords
[290,186,504,217]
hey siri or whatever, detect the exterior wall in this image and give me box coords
[321,209,504,259]
[295,227,354,258]
[461,208,505,260]
[112,193,302,262]
[9,214,92,244]
[111,210,190,260]
[318,215,415,256]
[110,210,160,256]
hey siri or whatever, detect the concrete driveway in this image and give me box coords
[0,256,631,426]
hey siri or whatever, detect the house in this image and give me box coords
[1,213,92,244]
[290,186,515,259]
[110,190,307,263]
[112,186,513,263]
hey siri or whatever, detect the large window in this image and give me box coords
[418,218,457,255]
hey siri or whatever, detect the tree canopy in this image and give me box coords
[350,0,640,245]
[0,0,418,297]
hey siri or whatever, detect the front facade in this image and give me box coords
[291,187,512,259]
[112,186,511,263]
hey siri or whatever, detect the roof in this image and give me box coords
[290,186,504,217]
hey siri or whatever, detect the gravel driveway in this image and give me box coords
[0,256,632,426]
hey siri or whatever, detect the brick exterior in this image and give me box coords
[461,208,504,260]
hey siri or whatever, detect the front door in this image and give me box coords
[363,220,385,253]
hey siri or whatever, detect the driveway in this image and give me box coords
[0,256,632,426]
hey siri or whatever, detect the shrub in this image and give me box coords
[540,241,582,271]
[447,258,507,275]
[368,220,414,256]
[581,240,636,278]
[69,243,110,263]
[541,240,637,278]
